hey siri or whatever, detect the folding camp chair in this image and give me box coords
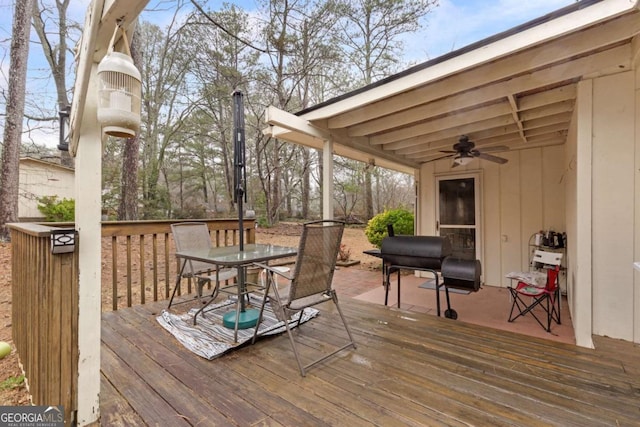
[251,220,356,376]
[508,250,563,332]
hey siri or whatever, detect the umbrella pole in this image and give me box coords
[223,90,259,333]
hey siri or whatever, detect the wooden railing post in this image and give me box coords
[8,223,79,425]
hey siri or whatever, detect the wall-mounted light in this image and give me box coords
[50,229,76,254]
[97,23,141,138]
[58,104,70,152]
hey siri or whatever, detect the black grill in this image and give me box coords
[442,257,482,292]
[380,236,451,270]
[378,236,481,319]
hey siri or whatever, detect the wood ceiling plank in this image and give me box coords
[518,84,577,111]
[398,129,523,157]
[524,123,569,138]
[522,112,573,130]
[369,45,628,146]
[386,119,520,152]
[325,12,640,128]
[370,105,513,145]
[519,100,575,121]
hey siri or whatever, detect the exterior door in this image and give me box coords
[436,174,481,260]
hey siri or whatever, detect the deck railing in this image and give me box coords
[101,219,255,311]
[9,223,78,425]
[8,219,254,425]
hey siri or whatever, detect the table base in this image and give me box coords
[222,308,260,329]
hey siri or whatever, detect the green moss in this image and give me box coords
[0,375,24,390]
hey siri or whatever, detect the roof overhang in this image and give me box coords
[264,0,640,173]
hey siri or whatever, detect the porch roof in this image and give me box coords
[264,0,640,174]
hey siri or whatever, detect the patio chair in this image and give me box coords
[168,222,237,308]
[252,220,356,376]
[508,250,563,332]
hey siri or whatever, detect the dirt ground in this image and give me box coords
[0,223,378,405]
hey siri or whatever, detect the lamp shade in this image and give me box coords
[454,155,473,166]
[97,37,141,138]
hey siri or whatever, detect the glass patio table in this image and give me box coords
[174,243,297,342]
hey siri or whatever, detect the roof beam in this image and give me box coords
[507,94,526,143]
[398,128,524,157]
[320,9,640,127]
[369,44,629,146]
[263,110,419,173]
[69,0,103,156]
[265,106,331,140]
[388,118,519,152]
[370,103,513,145]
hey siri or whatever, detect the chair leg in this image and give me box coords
[509,288,561,332]
[331,291,357,350]
[283,317,307,376]
[251,276,272,344]
[168,261,187,309]
[295,292,357,377]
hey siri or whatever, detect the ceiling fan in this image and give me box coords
[439,136,509,167]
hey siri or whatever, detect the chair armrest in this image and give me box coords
[505,271,546,287]
[252,262,293,281]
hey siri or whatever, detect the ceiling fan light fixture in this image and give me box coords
[454,155,473,166]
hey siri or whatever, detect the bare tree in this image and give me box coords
[337,0,438,220]
[0,0,35,240]
[31,0,76,166]
[118,26,141,220]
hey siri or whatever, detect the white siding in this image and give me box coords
[417,146,566,288]
[18,159,75,219]
[591,71,636,341]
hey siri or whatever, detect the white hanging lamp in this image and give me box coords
[97,24,141,138]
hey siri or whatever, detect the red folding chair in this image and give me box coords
[508,250,562,332]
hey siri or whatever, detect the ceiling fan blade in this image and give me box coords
[476,152,508,164]
[439,150,457,154]
[477,145,509,153]
[425,153,455,163]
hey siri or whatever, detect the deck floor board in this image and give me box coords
[101,297,640,426]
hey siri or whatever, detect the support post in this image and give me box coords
[574,79,594,348]
[323,139,334,220]
[75,63,102,425]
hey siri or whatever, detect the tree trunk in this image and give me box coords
[117,26,141,220]
[32,0,73,167]
[301,148,310,218]
[364,164,374,220]
[0,0,34,240]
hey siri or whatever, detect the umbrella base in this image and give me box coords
[222,308,260,329]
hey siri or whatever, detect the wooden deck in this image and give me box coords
[100,297,640,426]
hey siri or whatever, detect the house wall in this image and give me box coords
[418,145,566,289]
[589,71,637,341]
[566,80,593,348]
[18,159,75,220]
[635,49,640,344]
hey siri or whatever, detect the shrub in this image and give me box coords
[365,208,414,247]
[37,196,75,222]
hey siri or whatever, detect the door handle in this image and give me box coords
[436,221,439,232]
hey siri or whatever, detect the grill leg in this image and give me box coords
[435,276,441,316]
[384,269,390,306]
[397,270,401,308]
